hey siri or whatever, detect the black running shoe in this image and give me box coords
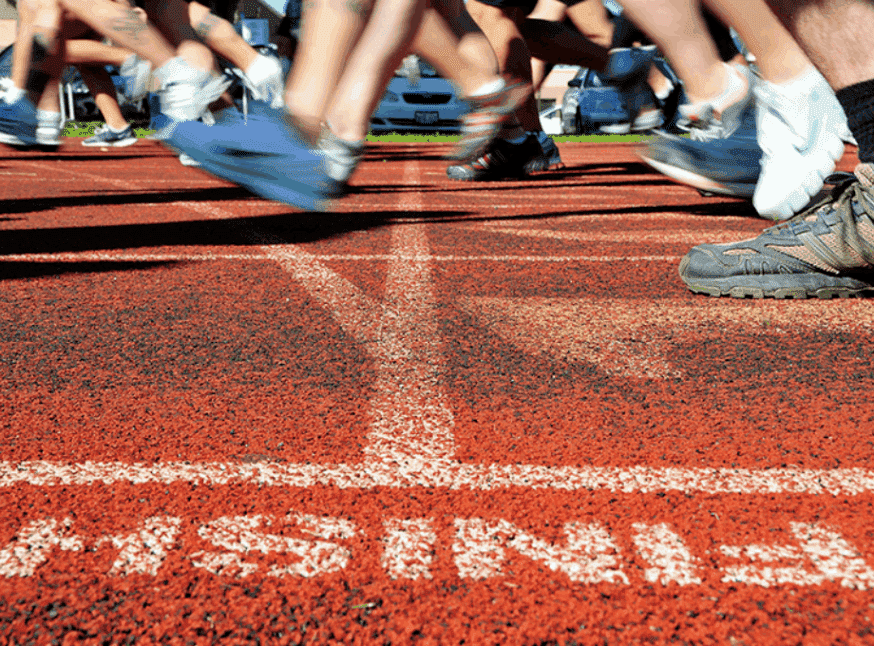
[446,135,542,181]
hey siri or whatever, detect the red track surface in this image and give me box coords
[1,139,872,644]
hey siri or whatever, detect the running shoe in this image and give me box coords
[677,63,753,141]
[154,57,231,130]
[446,134,542,181]
[524,132,563,173]
[240,54,285,109]
[165,104,338,211]
[602,45,658,86]
[120,54,152,103]
[678,164,874,299]
[178,153,201,167]
[639,110,761,198]
[0,94,39,147]
[447,79,530,162]
[317,126,365,194]
[752,67,847,219]
[36,109,62,149]
[82,124,138,148]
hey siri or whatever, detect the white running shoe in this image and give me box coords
[154,58,231,127]
[241,54,285,109]
[36,109,62,147]
[752,67,847,219]
[120,54,153,103]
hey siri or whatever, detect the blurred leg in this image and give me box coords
[285,0,373,138]
[323,0,426,141]
[78,65,130,130]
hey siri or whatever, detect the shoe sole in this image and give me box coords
[82,136,139,148]
[679,256,874,299]
[0,131,38,147]
[642,155,756,198]
[167,112,334,211]
[446,166,528,181]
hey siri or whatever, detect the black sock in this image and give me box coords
[836,78,874,163]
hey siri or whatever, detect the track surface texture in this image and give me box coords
[1,139,872,645]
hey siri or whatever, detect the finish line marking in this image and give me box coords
[2,461,873,495]
[0,252,680,263]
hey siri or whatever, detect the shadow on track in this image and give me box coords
[0,209,474,278]
[0,260,176,281]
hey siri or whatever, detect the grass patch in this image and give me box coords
[62,122,653,144]
[63,121,155,138]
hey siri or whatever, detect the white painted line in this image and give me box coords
[0,252,680,263]
[632,523,702,586]
[454,518,628,583]
[364,162,455,466]
[382,519,436,580]
[477,226,746,245]
[2,462,874,495]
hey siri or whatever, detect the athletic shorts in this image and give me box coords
[469,0,539,18]
[134,0,237,22]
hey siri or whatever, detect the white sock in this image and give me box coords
[36,109,61,126]
[6,85,26,103]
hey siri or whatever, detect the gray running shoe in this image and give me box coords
[447,79,530,162]
[318,126,365,192]
[679,164,874,299]
[82,124,138,148]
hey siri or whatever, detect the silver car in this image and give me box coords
[370,58,467,133]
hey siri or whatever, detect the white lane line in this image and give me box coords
[2,462,874,495]
[180,165,455,469]
[0,252,680,263]
[474,226,747,245]
[365,161,455,466]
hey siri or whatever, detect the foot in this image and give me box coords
[36,110,62,149]
[82,124,138,148]
[0,93,39,148]
[524,132,563,173]
[679,164,874,299]
[166,104,339,211]
[120,54,153,103]
[317,125,365,195]
[241,54,285,109]
[154,58,232,136]
[639,110,761,198]
[678,63,753,141]
[752,67,848,219]
[446,134,542,181]
[447,78,530,162]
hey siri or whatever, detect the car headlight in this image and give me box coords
[383,91,400,103]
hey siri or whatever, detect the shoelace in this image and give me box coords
[767,172,874,268]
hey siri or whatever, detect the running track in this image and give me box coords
[0,139,872,644]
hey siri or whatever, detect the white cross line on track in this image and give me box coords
[0,252,681,263]
[2,462,873,495]
[6,161,871,497]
